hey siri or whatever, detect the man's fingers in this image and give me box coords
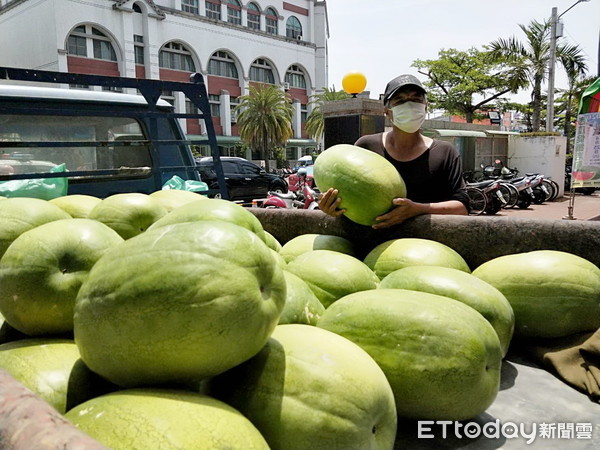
[392,197,409,206]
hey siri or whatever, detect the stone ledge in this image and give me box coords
[249,208,600,269]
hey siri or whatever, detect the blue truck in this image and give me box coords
[0,67,227,199]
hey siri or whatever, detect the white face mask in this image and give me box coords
[391,102,426,133]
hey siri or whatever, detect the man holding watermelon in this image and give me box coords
[319,74,469,228]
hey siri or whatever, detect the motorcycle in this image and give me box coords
[481,161,552,208]
[259,168,319,210]
[501,174,539,209]
[465,179,506,215]
[481,160,519,181]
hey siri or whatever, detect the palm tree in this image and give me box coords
[487,19,587,132]
[304,87,350,143]
[558,51,588,153]
[235,84,294,172]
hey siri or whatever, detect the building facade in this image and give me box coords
[0,0,329,163]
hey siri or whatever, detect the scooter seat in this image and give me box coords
[269,191,295,199]
[469,180,496,189]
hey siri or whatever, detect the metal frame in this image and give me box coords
[0,67,229,199]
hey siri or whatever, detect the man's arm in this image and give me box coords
[372,198,467,229]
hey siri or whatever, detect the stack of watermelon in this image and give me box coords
[0,149,598,449]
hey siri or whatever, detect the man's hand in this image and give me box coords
[372,198,424,229]
[318,188,346,217]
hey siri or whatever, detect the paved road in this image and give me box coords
[489,191,600,221]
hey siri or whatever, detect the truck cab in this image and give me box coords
[0,68,226,199]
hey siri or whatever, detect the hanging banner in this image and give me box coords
[572,112,600,189]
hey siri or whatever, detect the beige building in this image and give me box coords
[0,0,330,162]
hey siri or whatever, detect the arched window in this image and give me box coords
[67,25,117,61]
[247,2,260,30]
[205,0,221,20]
[132,3,143,13]
[227,0,241,25]
[286,16,302,39]
[265,8,278,35]
[250,58,275,84]
[285,65,306,89]
[181,0,199,14]
[208,51,238,78]
[159,42,196,72]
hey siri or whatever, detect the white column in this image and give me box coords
[241,5,247,26]
[307,0,314,44]
[56,49,69,72]
[146,13,162,80]
[221,1,227,21]
[175,91,187,134]
[221,89,232,136]
[121,12,137,79]
[292,99,302,139]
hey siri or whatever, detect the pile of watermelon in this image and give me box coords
[0,180,599,449]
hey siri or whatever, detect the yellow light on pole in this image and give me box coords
[342,72,367,97]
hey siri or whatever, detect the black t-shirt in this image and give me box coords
[354,133,469,210]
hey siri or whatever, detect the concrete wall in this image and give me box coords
[251,209,600,269]
[508,135,567,197]
[0,0,58,70]
[423,119,500,132]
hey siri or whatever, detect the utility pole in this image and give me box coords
[545,0,592,132]
[546,7,558,132]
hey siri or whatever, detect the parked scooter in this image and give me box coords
[481,160,519,181]
[260,168,319,210]
[502,175,539,209]
[465,179,506,215]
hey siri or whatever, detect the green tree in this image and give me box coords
[555,75,596,154]
[235,84,294,172]
[487,19,587,132]
[304,87,350,141]
[272,146,287,170]
[412,47,527,123]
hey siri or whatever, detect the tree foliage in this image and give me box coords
[304,87,350,141]
[486,19,587,131]
[555,75,597,154]
[235,84,294,171]
[412,47,527,123]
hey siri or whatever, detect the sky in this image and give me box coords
[325,0,600,105]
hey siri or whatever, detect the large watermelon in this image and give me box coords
[380,266,514,356]
[65,389,269,449]
[472,250,600,338]
[318,289,502,421]
[313,144,406,226]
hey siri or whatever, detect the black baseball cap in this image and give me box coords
[383,74,426,105]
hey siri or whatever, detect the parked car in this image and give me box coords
[196,156,288,202]
[292,155,314,172]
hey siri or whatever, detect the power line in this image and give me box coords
[562,25,598,70]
